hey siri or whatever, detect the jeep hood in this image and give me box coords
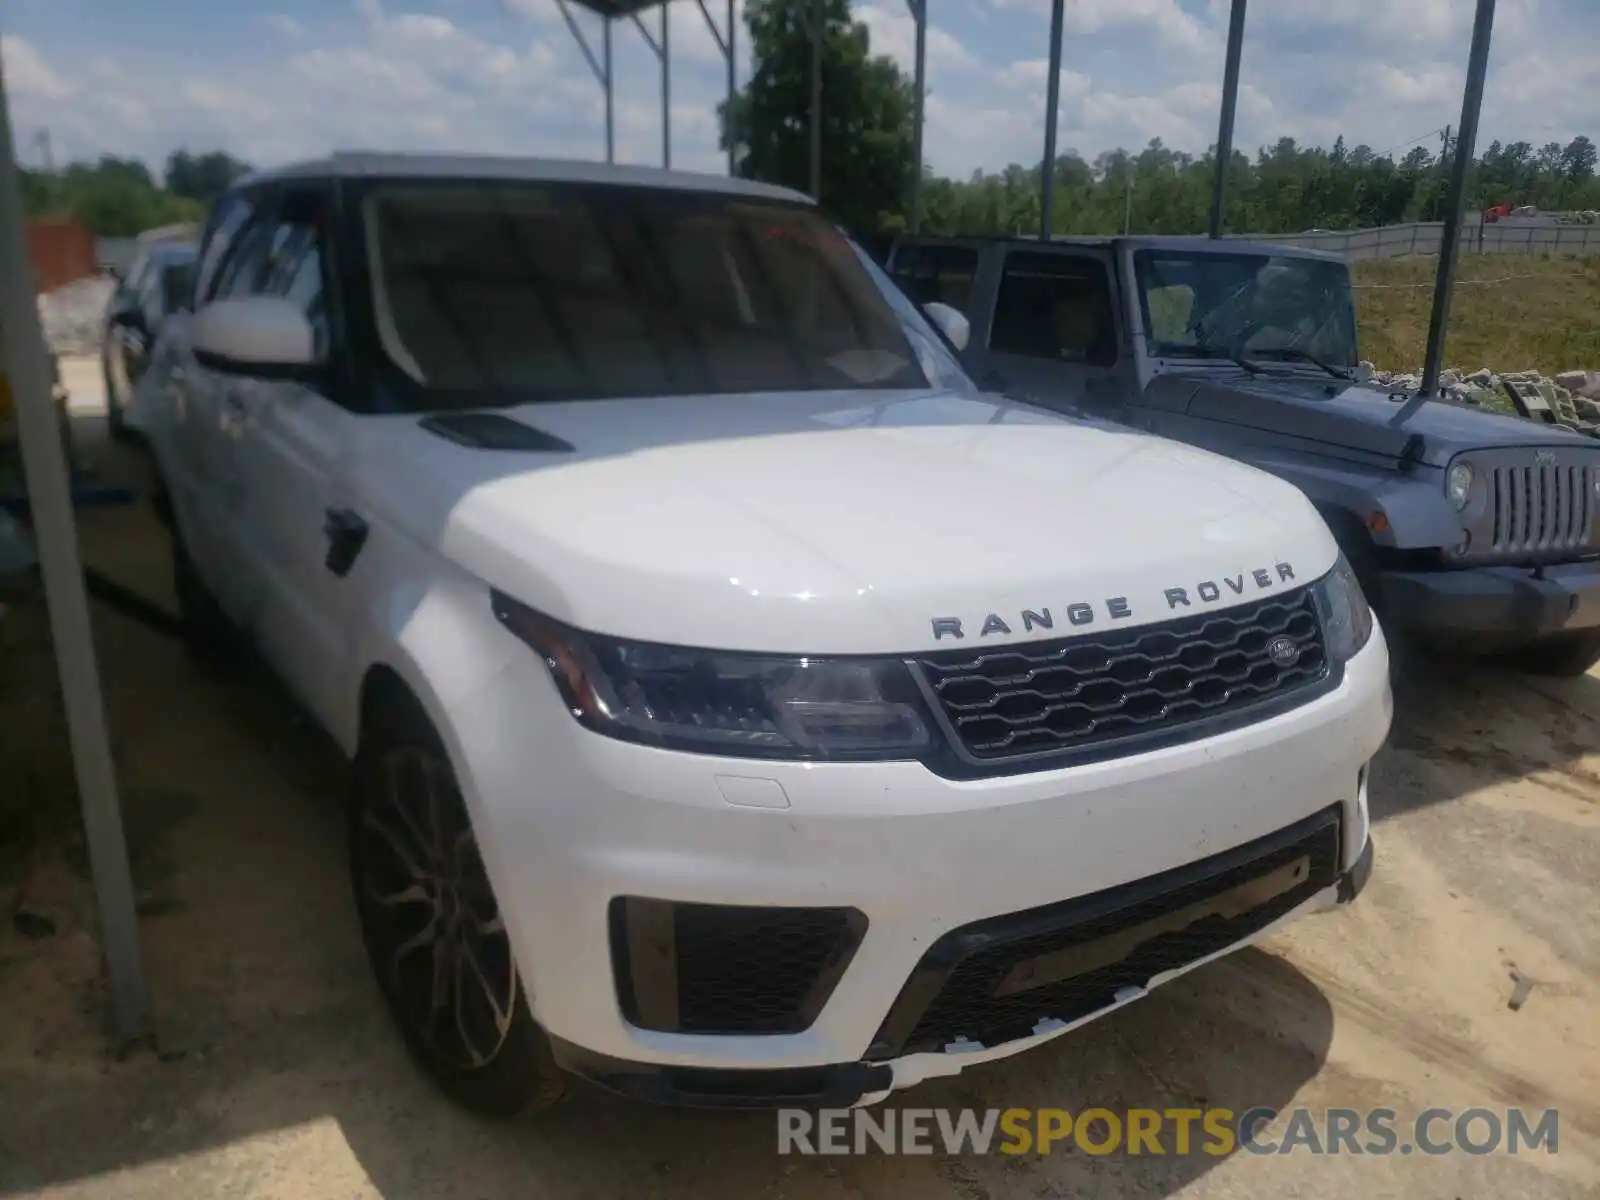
[362,389,1337,654]
[1163,372,1598,467]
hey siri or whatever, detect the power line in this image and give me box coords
[1375,125,1448,161]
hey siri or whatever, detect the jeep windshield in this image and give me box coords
[1134,249,1357,373]
[359,181,928,407]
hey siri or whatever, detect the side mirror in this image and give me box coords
[192,296,317,378]
[923,301,971,352]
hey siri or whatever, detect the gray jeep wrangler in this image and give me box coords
[888,234,1600,676]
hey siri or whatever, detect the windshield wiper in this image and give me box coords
[1178,342,1261,375]
[1185,315,1260,375]
[1251,345,1351,380]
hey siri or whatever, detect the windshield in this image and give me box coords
[360,182,928,405]
[1134,249,1357,369]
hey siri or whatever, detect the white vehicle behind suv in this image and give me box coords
[133,153,1391,1116]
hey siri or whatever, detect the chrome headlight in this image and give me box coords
[1447,460,1474,510]
[492,592,933,760]
[1310,554,1374,663]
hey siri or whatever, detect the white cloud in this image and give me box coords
[990,0,1209,50]
[856,4,977,73]
[1,35,70,100]
[263,13,305,39]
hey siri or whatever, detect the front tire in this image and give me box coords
[1513,629,1600,678]
[350,688,565,1118]
[171,528,243,674]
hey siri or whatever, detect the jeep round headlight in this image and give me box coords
[491,592,934,760]
[1447,461,1474,510]
[1310,554,1374,663]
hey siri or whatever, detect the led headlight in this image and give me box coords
[1309,554,1374,663]
[1447,460,1474,510]
[492,592,933,760]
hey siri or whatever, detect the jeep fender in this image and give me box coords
[1240,450,1464,551]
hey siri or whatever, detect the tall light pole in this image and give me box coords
[1208,0,1247,238]
[1416,0,1496,403]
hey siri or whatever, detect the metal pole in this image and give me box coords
[1040,0,1064,240]
[1417,0,1495,401]
[809,0,822,203]
[1209,0,1247,238]
[909,0,927,233]
[727,0,737,175]
[661,4,671,170]
[1124,179,1133,234]
[0,56,151,1048]
[604,18,614,164]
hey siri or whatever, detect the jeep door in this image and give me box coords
[974,247,1132,422]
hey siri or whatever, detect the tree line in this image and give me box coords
[20,150,251,238]
[22,0,1600,245]
[723,0,1600,240]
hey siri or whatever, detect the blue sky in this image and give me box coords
[2,0,1594,180]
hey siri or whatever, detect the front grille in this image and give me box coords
[610,898,866,1035]
[1490,462,1595,554]
[869,808,1341,1059]
[915,589,1328,764]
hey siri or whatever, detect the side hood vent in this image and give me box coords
[419,412,575,453]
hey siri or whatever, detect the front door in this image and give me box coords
[224,183,357,729]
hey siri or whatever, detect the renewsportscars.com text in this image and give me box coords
[777,1106,1560,1157]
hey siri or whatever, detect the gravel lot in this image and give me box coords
[0,371,1596,1199]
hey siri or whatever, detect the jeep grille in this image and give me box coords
[1489,462,1596,554]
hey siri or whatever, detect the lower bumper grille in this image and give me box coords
[610,898,866,1035]
[868,808,1342,1059]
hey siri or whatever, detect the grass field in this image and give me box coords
[1353,254,1600,374]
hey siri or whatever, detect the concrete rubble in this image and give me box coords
[37,276,115,358]
[1357,360,1600,429]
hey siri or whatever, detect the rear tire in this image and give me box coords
[350,685,565,1119]
[1513,629,1600,678]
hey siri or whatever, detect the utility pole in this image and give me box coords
[1208,0,1248,238]
[1123,178,1133,234]
[809,0,822,203]
[1412,0,1496,407]
[1039,0,1064,240]
[908,0,927,234]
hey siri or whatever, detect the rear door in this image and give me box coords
[978,247,1132,421]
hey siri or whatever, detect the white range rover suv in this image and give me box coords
[133,153,1392,1117]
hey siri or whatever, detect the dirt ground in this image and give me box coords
[1,363,1598,1199]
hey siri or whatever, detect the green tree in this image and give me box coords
[720,0,916,237]
[164,149,253,206]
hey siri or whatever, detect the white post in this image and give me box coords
[0,55,151,1046]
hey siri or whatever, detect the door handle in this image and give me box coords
[323,508,369,578]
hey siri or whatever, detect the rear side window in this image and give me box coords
[194,193,257,303]
[890,243,979,314]
[990,251,1117,367]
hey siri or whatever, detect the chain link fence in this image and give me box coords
[1229,220,1600,261]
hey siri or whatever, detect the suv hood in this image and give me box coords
[364,389,1337,654]
[1164,371,1598,467]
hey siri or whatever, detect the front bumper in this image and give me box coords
[548,833,1377,1110]
[1380,559,1600,636]
[441,631,1391,1096]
